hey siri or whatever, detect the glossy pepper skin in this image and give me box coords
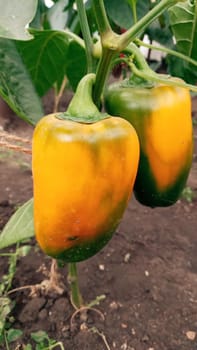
[104,82,193,207]
[32,114,139,262]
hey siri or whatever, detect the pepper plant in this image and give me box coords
[0,0,197,309]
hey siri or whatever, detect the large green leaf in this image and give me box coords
[104,0,150,30]
[47,0,70,30]
[30,0,48,30]
[0,199,34,250]
[17,29,69,96]
[0,0,37,40]
[146,13,174,48]
[0,38,43,125]
[167,54,197,85]
[66,40,87,91]
[169,0,197,60]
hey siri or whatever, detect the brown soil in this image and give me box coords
[0,95,197,350]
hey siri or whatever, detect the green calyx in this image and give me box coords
[126,76,155,89]
[57,73,108,124]
[56,112,109,124]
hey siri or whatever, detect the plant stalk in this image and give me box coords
[68,262,83,309]
[126,43,152,71]
[64,29,85,48]
[93,48,116,107]
[76,0,94,73]
[92,0,112,35]
[91,0,117,106]
[92,0,180,107]
[135,39,197,67]
[128,0,137,24]
[118,0,180,51]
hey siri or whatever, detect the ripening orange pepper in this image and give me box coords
[32,74,140,262]
[104,81,193,207]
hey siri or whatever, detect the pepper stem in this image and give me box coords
[126,43,197,92]
[66,73,101,118]
[68,262,83,309]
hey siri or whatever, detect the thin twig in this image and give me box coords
[0,130,32,154]
[0,131,32,154]
[53,77,68,113]
[90,327,111,350]
[7,276,65,297]
[47,259,65,294]
[70,305,105,329]
[7,284,42,295]
[0,131,31,144]
[0,141,32,154]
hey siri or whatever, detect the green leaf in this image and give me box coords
[30,0,48,30]
[31,331,49,343]
[167,54,197,84]
[17,29,69,96]
[66,41,87,91]
[146,14,174,48]
[0,0,38,40]
[18,245,32,257]
[47,0,70,30]
[169,0,197,60]
[7,328,23,343]
[0,38,43,125]
[104,0,150,30]
[0,199,34,250]
[0,297,13,333]
[23,345,33,350]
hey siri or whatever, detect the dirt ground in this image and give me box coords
[0,94,197,350]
